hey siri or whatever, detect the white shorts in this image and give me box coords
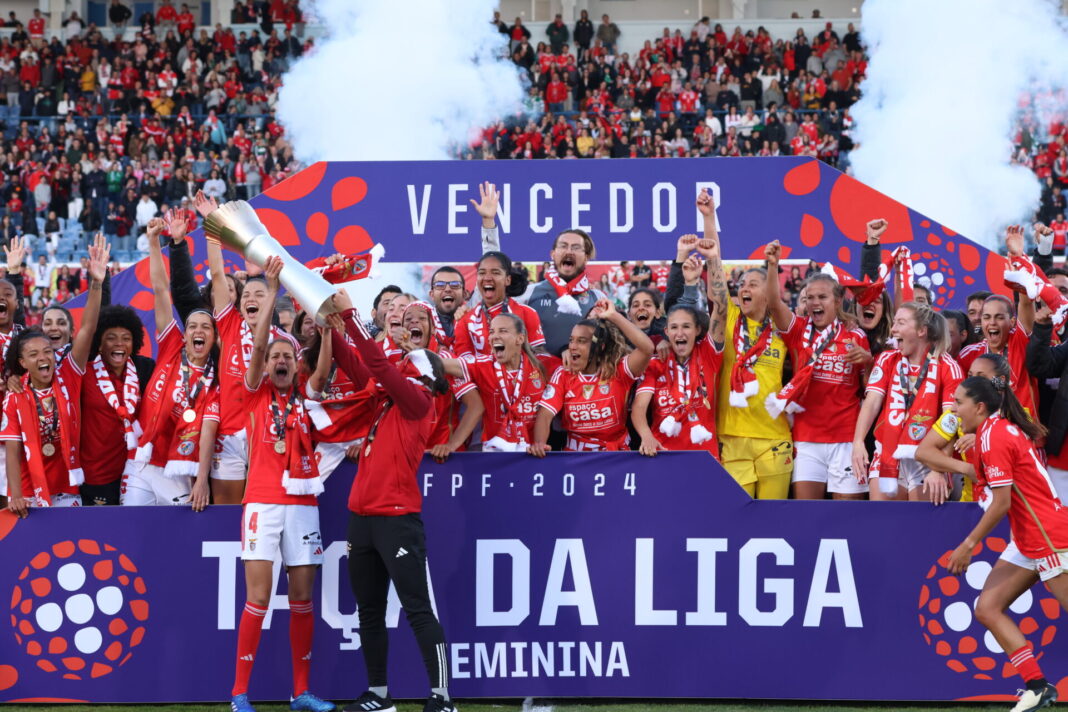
[313,438,362,483]
[241,503,323,566]
[1000,540,1068,582]
[1048,466,1068,505]
[29,492,81,508]
[121,462,192,506]
[211,429,248,481]
[793,442,866,494]
[869,447,929,493]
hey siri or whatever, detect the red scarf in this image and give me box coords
[136,353,215,477]
[12,374,82,505]
[1004,255,1068,330]
[467,299,510,354]
[878,349,935,482]
[729,315,773,407]
[267,384,321,496]
[658,350,714,444]
[544,263,590,316]
[766,319,841,419]
[91,356,141,451]
[483,356,530,452]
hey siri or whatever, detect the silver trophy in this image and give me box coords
[204,201,338,324]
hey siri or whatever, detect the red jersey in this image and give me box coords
[457,353,561,444]
[138,322,219,468]
[866,350,962,470]
[652,265,670,292]
[244,379,317,506]
[975,415,1068,558]
[453,299,545,358]
[27,17,45,38]
[636,335,722,455]
[679,90,700,113]
[385,346,470,448]
[156,4,178,22]
[539,360,640,451]
[958,326,1038,419]
[781,317,869,443]
[216,303,298,436]
[176,12,195,34]
[80,361,139,485]
[1051,220,1068,250]
[0,358,83,499]
[305,365,375,444]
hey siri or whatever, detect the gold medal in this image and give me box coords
[42,443,56,457]
[182,409,196,423]
[274,440,286,454]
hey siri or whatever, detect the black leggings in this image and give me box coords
[346,513,448,689]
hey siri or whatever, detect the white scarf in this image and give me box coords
[91,355,142,450]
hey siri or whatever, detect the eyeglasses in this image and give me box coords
[432,280,463,290]
[554,244,586,254]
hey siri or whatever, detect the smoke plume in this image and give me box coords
[277,0,526,162]
[850,0,1068,248]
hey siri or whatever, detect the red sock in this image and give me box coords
[232,601,268,697]
[1009,643,1044,683]
[290,600,314,697]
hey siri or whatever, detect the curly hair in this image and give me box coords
[576,317,629,382]
[90,305,146,359]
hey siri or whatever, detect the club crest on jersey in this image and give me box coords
[531,377,541,389]
[599,383,611,395]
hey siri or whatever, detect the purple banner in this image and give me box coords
[0,453,1053,703]
[67,158,1011,353]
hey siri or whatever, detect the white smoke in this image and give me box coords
[850,0,1068,249]
[277,0,526,162]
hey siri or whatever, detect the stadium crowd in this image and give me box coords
[0,2,1064,294]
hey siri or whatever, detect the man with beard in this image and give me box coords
[427,267,466,350]
[526,229,604,356]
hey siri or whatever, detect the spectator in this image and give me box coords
[109,0,132,30]
[546,14,569,55]
[574,10,594,56]
[134,192,158,233]
[203,168,227,201]
[596,14,621,54]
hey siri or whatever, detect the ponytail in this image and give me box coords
[496,312,547,382]
[480,251,529,299]
[902,301,948,355]
[959,374,1046,441]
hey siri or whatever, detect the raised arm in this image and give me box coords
[1006,224,1035,332]
[763,240,793,332]
[1033,221,1055,276]
[243,256,282,390]
[146,216,173,331]
[325,314,373,390]
[307,325,333,396]
[3,237,27,326]
[860,219,886,281]
[198,192,231,318]
[696,192,729,345]
[70,234,110,371]
[593,298,654,376]
[166,204,205,323]
[332,289,431,421]
[470,181,501,253]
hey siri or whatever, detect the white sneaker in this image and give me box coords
[1011,683,1058,712]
